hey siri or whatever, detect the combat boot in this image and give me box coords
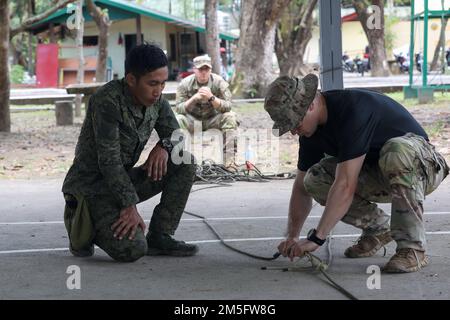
[344,231,393,258]
[382,248,429,273]
[146,232,198,257]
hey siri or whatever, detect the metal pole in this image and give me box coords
[319,0,344,91]
[409,0,415,87]
[423,0,429,87]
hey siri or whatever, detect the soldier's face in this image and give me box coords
[194,66,211,84]
[290,99,319,137]
[127,66,168,106]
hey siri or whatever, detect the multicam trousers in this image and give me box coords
[175,111,238,133]
[303,133,449,251]
[66,155,196,262]
[176,112,239,165]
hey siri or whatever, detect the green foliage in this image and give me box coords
[10,64,25,84]
[385,16,400,54]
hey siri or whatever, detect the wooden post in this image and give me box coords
[136,15,142,45]
[55,100,74,125]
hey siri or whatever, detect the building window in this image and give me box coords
[83,36,98,46]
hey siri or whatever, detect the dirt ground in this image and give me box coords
[1,92,449,180]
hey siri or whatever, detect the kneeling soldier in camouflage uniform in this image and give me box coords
[175,55,238,165]
[62,44,198,262]
[264,74,449,273]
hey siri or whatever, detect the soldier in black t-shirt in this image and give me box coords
[264,74,449,273]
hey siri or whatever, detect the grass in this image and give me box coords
[233,102,264,114]
[233,91,450,113]
[386,91,450,109]
[423,120,446,138]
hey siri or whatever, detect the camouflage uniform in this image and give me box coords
[264,74,449,253]
[175,73,238,133]
[303,133,449,251]
[176,72,238,164]
[62,79,196,262]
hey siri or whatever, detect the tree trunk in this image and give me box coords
[275,0,317,77]
[27,1,35,75]
[231,0,290,98]
[0,0,11,132]
[430,17,448,72]
[205,0,221,75]
[353,0,390,77]
[86,0,110,82]
[75,0,84,117]
[1,0,78,132]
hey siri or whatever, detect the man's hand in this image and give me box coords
[143,144,169,181]
[111,205,146,240]
[198,87,214,100]
[193,92,204,102]
[277,238,298,257]
[288,239,320,261]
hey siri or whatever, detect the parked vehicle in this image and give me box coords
[394,52,410,73]
[342,53,355,73]
[353,55,369,76]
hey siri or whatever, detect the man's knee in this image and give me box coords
[169,151,197,177]
[94,227,148,262]
[303,164,331,201]
[379,138,417,188]
[220,111,238,130]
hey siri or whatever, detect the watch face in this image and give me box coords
[307,229,314,238]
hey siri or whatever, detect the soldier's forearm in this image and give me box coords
[184,96,199,113]
[217,99,232,113]
[316,182,355,239]
[287,179,313,239]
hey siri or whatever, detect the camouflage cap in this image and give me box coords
[264,73,319,137]
[193,55,212,69]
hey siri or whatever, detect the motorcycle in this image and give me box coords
[353,55,369,76]
[342,54,355,73]
[394,53,410,73]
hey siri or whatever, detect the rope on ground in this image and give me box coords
[193,160,296,185]
[184,161,358,300]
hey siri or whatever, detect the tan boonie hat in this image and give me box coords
[264,73,319,137]
[193,55,212,69]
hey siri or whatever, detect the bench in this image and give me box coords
[9,94,76,106]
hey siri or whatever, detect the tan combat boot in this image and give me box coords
[382,248,429,273]
[344,231,393,258]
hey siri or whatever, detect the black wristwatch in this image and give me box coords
[208,95,216,103]
[307,228,326,246]
[158,138,174,154]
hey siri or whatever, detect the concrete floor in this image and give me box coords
[0,177,450,300]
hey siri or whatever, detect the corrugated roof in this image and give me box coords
[34,0,238,41]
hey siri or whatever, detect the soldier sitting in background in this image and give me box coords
[175,55,238,165]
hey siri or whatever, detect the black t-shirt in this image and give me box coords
[297,89,428,171]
